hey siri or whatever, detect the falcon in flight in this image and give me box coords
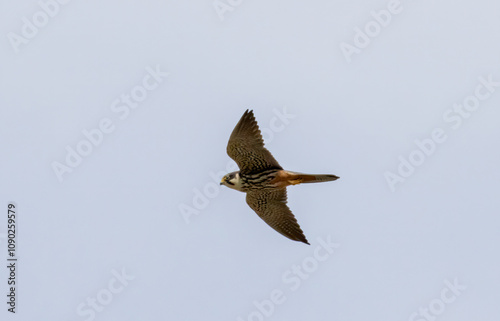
[220,110,339,244]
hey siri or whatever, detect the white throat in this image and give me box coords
[227,172,245,192]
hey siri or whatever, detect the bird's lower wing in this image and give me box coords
[246,188,309,244]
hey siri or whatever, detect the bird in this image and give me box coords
[220,109,339,245]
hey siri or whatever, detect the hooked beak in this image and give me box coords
[220,179,224,185]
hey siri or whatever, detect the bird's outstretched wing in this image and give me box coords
[227,110,282,175]
[246,188,309,244]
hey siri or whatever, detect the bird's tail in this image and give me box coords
[285,171,339,185]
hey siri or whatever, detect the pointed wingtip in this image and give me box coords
[298,237,310,245]
[241,109,253,120]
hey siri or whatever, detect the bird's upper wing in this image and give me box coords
[246,188,309,244]
[227,110,282,175]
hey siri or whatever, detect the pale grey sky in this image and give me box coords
[1,1,499,320]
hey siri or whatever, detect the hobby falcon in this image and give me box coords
[220,110,339,245]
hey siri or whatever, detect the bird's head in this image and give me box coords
[220,171,243,191]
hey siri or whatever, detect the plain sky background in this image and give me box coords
[1,0,499,320]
